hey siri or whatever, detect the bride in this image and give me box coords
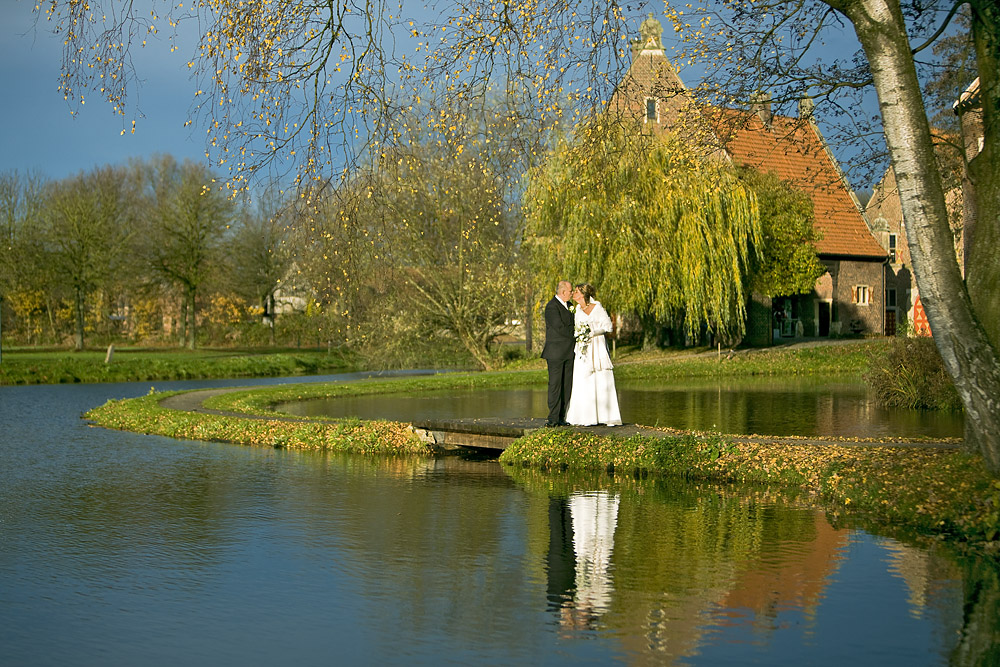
[564,283,622,427]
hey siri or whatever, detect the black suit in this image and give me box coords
[541,296,575,424]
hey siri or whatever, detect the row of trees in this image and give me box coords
[3,111,824,367]
[1,157,292,351]
[0,144,529,366]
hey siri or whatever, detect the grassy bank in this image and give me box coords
[83,344,998,553]
[0,347,357,385]
[499,430,999,552]
[614,339,878,379]
[86,390,428,455]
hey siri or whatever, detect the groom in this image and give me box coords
[541,280,575,427]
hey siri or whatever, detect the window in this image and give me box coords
[852,285,870,305]
[645,97,657,123]
[887,288,897,308]
[888,233,897,263]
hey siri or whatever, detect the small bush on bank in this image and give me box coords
[864,336,961,410]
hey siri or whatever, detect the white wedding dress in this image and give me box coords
[564,301,622,426]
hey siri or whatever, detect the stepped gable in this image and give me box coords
[609,13,723,155]
[612,37,690,119]
[704,106,887,259]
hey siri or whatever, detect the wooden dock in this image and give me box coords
[410,418,651,451]
[411,418,541,451]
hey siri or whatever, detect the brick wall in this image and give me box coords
[832,258,885,335]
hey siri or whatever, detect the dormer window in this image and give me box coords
[645,97,658,123]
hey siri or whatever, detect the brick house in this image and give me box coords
[954,77,984,274]
[864,108,967,337]
[864,167,917,336]
[610,15,887,344]
[864,164,964,337]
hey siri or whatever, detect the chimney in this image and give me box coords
[799,96,815,121]
[630,38,642,60]
[751,91,772,128]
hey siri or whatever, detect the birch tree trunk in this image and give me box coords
[826,0,1000,471]
[966,0,1000,353]
[74,286,86,351]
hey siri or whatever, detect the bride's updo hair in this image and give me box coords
[575,283,596,304]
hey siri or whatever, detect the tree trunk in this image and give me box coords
[267,293,276,346]
[831,0,1000,471]
[966,0,1000,353]
[456,325,492,371]
[524,283,533,353]
[73,287,85,351]
[640,315,658,350]
[178,297,187,348]
[186,287,197,350]
[45,295,58,343]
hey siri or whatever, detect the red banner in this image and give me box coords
[913,296,932,336]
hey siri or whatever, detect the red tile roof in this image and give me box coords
[705,107,886,258]
[611,46,885,260]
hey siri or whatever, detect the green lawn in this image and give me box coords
[1,339,882,385]
[0,346,358,385]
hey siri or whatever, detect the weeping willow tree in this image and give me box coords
[524,122,761,346]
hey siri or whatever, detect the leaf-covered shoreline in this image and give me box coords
[84,354,998,555]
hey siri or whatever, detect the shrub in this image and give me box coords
[864,336,961,410]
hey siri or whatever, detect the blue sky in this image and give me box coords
[1,0,206,180]
[2,1,878,188]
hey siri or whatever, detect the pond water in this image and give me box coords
[1,376,994,666]
[277,376,964,440]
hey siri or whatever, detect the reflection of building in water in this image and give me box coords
[611,504,851,665]
[718,514,849,630]
[882,539,962,620]
[546,491,621,628]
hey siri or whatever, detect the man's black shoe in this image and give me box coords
[557,421,571,426]
[544,421,558,427]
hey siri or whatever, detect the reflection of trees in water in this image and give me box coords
[524,468,997,664]
[951,556,1000,667]
[540,478,825,657]
[608,483,794,662]
[246,455,538,649]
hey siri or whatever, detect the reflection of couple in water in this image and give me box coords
[546,490,621,629]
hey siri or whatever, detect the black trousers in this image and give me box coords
[546,357,574,424]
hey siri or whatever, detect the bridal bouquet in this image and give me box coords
[574,323,592,355]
